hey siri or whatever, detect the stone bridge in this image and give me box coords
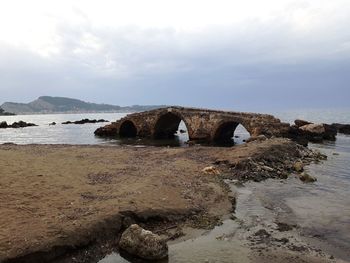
[95,107,290,143]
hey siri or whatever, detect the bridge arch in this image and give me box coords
[213,120,251,144]
[153,111,190,139]
[119,120,137,137]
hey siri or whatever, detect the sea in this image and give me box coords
[1,109,349,262]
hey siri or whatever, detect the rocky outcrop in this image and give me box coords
[94,123,118,137]
[119,224,168,260]
[0,121,37,129]
[62,119,108,125]
[300,123,337,141]
[289,121,337,143]
[331,123,350,135]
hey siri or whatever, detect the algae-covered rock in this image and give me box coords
[293,161,304,172]
[299,172,317,183]
[119,224,168,260]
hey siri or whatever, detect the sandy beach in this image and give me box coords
[0,138,344,262]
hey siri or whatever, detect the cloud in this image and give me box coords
[0,0,349,110]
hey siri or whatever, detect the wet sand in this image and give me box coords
[0,139,344,262]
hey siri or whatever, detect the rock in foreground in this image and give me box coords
[119,224,168,260]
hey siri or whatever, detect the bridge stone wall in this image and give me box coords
[94,107,291,142]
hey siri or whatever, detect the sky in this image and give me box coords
[0,0,349,111]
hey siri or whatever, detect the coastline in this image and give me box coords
[0,138,342,262]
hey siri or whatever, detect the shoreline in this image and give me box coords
[0,139,345,262]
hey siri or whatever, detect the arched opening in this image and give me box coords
[213,122,250,145]
[119,120,137,137]
[154,113,189,142]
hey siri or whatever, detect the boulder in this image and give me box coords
[0,121,8,128]
[299,123,325,134]
[49,122,56,125]
[299,123,337,142]
[299,172,317,183]
[338,125,350,134]
[294,119,312,128]
[119,224,168,260]
[293,161,304,172]
[332,123,350,135]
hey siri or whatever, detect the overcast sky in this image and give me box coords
[0,0,349,111]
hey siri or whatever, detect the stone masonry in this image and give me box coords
[94,106,291,142]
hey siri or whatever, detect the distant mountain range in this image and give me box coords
[1,96,166,114]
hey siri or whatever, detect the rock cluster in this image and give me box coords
[0,121,37,129]
[62,119,108,125]
[119,224,168,260]
[216,140,326,182]
[289,120,337,143]
[331,123,350,135]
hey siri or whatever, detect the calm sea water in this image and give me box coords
[1,109,350,261]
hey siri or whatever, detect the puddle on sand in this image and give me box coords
[99,219,251,263]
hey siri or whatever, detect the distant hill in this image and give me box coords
[1,96,165,114]
[0,107,15,116]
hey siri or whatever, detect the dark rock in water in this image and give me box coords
[299,123,337,141]
[119,224,168,260]
[62,121,72,124]
[0,121,8,128]
[294,119,312,128]
[289,123,337,143]
[62,119,109,125]
[331,123,350,134]
[11,121,37,128]
[299,172,317,183]
[179,129,186,133]
[49,122,56,125]
[0,121,37,129]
